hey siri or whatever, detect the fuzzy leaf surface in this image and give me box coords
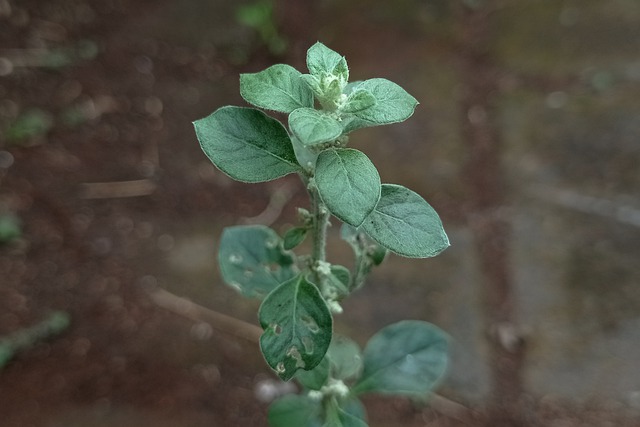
[194,106,299,182]
[343,79,418,132]
[306,42,348,82]
[341,89,376,114]
[289,108,343,146]
[315,148,381,227]
[218,225,296,299]
[259,275,332,381]
[240,64,313,113]
[353,320,448,396]
[362,184,449,258]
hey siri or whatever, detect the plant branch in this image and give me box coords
[309,184,329,265]
[146,286,262,343]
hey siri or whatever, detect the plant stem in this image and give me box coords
[308,182,330,278]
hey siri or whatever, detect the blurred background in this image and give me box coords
[1,0,640,426]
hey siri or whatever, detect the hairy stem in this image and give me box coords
[309,181,330,278]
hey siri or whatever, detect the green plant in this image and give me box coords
[236,0,287,56]
[193,42,450,426]
[0,212,22,244]
[0,311,70,369]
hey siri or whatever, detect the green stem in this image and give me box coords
[309,182,330,281]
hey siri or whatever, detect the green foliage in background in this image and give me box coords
[194,42,450,426]
[0,213,22,244]
[236,0,287,55]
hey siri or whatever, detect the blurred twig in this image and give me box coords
[146,286,262,343]
[241,180,297,225]
[79,179,156,199]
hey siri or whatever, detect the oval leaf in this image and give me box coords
[306,42,349,82]
[343,79,418,132]
[283,226,308,250]
[289,108,343,146]
[341,89,376,114]
[361,184,449,258]
[240,64,313,113]
[316,148,381,227]
[194,106,300,182]
[328,335,362,381]
[353,320,449,396]
[218,225,297,299]
[259,275,333,381]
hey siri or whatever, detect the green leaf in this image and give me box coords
[240,64,313,113]
[343,79,418,132]
[259,275,333,381]
[6,109,53,142]
[301,74,323,98]
[194,106,300,182]
[324,402,368,427]
[336,408,368,427]
[0,214,21,244]
[289,108,343,146]
[268,394,322,427]
[361,184,449,258]
[368,245,387,266]
[315,148,381,227]
[327,265,350,296]
[341,398,367,424]
[295,355,330,390]
[352,320,449,396]
[283,226,308,250]
[341,90,376,114]
[328,335,362,381]
[218,225,297,298]
[306,42,348,82]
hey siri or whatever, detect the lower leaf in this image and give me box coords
[268,395,322,427]
[352,320,449,396]
[259,275,333,381]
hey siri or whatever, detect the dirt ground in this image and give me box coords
[1,1,640,426]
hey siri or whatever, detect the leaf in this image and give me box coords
[323,402,368,427]
[341,89,376,114]
[259,275,333,381]
[194,106,300,182]
[306,42,348,82]
[218,225,297,299]
[240,64,313,113]
[341,398,367,424]
[289,108,343,146]
[352,320,449,396]
[343,79,418,132]
[327,265,350,296]
[283,226,308,250]
[327,335,362,381]
[315,148,381,227]
[335,408,368,427]
[361,184,449,258]
[295,355,330,390]
[368,245,387,266]
[268,394,322,427]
